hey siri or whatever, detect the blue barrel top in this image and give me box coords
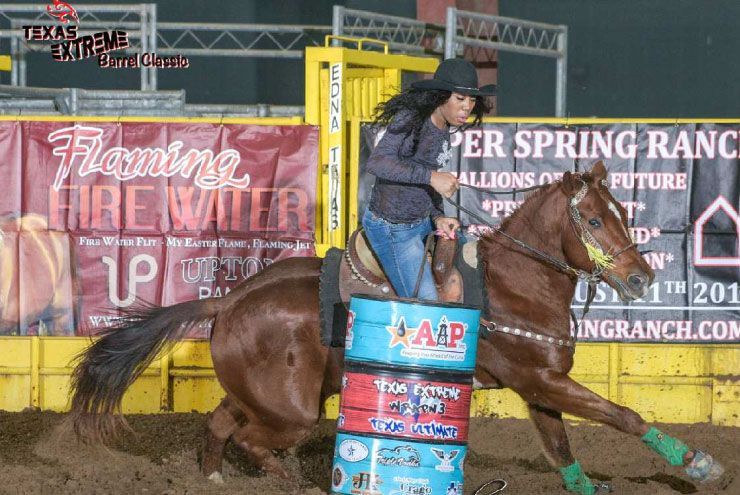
[345,295,481,373]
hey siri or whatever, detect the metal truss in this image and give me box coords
[155,22,330,59]
[451,11,563,57]
[0,5,567,116]
[445,8,568,116]
[0,3,155,89]
[332,6,444,55]
[0,4,330,90]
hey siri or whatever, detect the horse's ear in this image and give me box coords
[591,161,607,182]
[562,171,578,196]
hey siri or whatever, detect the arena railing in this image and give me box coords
[332,5,445,55]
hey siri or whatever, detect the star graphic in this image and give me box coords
[650,227,661,238]
[386,317,418,349]
[637,202,646,211]
[666,253,674,263]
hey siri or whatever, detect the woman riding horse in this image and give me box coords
[69,162,724,494]
[362,58,494,300]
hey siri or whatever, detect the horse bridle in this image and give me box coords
[446,176,638,347]
[452,178,636,283]
[566,179,638,300]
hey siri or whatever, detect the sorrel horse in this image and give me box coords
[69,162,723,494]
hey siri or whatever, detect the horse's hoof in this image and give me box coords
[685,450,724,483]
[207,471,224,484]
[594,481,613,493]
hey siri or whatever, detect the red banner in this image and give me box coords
[0,121,318,337]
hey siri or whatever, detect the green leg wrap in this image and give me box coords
[559,461,597,495]
[641,427,690,466]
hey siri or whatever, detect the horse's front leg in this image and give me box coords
[528,404,574,467]
[528,403,611,495]
[517,370,724,489]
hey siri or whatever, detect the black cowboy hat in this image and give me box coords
[412,58,497,96]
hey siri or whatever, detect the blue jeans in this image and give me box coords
[361,209,439,301]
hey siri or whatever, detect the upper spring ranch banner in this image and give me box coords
[0,121,318,337]
[358,123,740,343]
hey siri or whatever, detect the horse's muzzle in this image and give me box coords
[611,270,652,302]
[627,272,650,295]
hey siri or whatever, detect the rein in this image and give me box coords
[459,181,549,195]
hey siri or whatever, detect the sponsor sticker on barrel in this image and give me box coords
[331,432,466,495]
[345,296,480,371]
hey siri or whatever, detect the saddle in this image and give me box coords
[339,228,464,304]
[319,228,483,347]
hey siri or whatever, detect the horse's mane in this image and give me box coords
[478,180,562,248]
[478,171,595,247]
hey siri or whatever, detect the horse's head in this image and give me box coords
[561,161,654,301]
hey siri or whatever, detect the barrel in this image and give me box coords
[332,295,480,495]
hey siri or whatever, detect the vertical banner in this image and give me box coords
[328,62,343,238]
[358,122,739,343]
[0,121,318,337]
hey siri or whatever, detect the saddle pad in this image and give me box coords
[319,247,349,347]
[458,240,485,310]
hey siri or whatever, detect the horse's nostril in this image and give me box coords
[628,274,645,289]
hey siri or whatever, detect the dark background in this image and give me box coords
[498,0,740,118]
[1,0,738,117]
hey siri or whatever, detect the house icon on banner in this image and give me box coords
[693,195,740,267]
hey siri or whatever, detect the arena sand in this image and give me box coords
[0,411,736,494]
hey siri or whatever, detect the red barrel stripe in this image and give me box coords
[338,371,472,442]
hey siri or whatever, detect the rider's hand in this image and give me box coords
[435,216,461,240]
[430,171,459,198]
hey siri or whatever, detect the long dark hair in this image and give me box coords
[373,87,491,155]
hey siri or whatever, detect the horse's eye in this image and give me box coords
[589,218,602,228]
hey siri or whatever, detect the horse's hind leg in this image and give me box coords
[231,420,314,480]
[202,396,245,481]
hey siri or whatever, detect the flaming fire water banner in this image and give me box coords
[358,123,740,343]
[0,121,318,337]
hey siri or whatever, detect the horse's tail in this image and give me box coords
[69,297,226,443]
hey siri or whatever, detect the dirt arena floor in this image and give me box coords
[0,411,736,495]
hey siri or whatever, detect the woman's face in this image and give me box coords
[438,92,475,126]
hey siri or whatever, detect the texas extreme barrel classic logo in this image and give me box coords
[21,0,189,68]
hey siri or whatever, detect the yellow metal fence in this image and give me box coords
[1,336,737,426]
[0,56,738,426]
